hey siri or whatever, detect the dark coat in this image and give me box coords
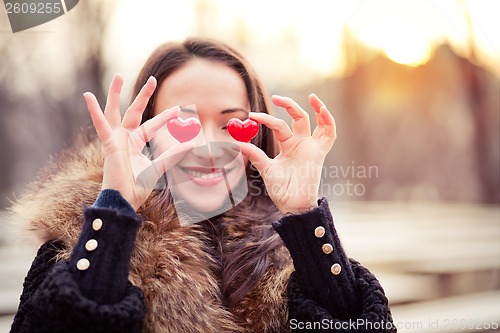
[10,141,395,332]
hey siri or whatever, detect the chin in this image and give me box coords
[187,194,232,214]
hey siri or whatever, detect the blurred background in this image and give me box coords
[0,0,499,332]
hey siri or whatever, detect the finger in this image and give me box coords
[122,76,157,130]
[308,93,326,126]
[135,141,195,190]
[84,92,112,141]
[150,141,196,179]
[234,141,271,175]
[104,74,124,128]
[319,104,337,138]
[309,94,336,139]
[311,107,337,140]
[272,95,311,136]
[136,106,180,146]
[247,112,293,143]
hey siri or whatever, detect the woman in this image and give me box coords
[10,38,395,332]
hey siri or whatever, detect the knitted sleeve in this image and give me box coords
[10,240,145,333]
[68,189,142,305]
[9,189,146,333]
[10,240,64,332]
[272,197,396,333]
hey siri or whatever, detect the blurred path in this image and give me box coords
[331,201,500,332]
[0,201,499,332]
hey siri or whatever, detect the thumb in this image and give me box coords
[235,142,271,175]
[136,141,195,190]
[151,141,196,178]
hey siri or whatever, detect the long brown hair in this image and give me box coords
[131,38,286,309]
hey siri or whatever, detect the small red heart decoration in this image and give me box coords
[167,117,201,143]
[227,118,259,142]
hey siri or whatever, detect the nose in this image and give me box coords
[190,126,225,162]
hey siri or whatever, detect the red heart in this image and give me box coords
[227,118,259,142]
[167,117,201,143]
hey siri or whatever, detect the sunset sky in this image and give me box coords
[104,0,499,89]
[1,0,496,93]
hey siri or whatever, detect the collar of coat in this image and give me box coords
[11,139,293,333]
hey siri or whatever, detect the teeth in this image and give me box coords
[185,169,223,180]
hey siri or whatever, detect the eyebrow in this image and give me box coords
[221,108,249,115]
[180,107,249,115]
[179,107,197,114]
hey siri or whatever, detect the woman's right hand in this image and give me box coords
[83,74,195,211]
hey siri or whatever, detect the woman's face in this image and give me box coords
[151,58,250,218]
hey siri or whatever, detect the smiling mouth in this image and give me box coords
[183,168,223,180]
[179,166,233,183]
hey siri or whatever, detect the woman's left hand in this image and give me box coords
[236,94,336,215]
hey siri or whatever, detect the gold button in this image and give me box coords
[322,243,333,254]
[85,239,98,251]
[314,226,325,238]
[331,263,342,275]
[76,258,90,271]
[92,218,103,231]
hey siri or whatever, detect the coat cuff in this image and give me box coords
[91,189,137,217]
[287,260,396,332]
[272,197,359,319]
[69,190,142,305]
[19,261,145,333]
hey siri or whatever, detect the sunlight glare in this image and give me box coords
[353,16,433,67]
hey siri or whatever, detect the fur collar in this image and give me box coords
[11,140,293,333]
